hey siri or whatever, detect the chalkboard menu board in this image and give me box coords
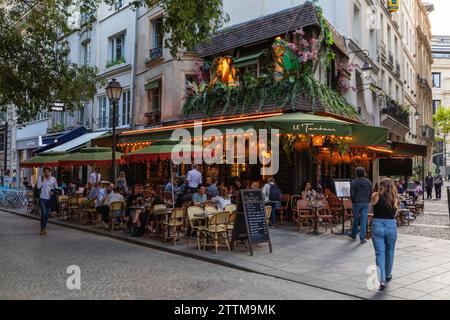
[235,189,272,256]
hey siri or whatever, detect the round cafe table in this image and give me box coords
[307,202,323,236]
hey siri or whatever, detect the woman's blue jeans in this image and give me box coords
[371,218,397,282]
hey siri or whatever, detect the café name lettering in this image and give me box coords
[292,123,337,133]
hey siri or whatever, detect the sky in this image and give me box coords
[427,0,450,35]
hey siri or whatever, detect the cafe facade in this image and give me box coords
[107,3,389,193]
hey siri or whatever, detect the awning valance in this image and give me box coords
[392,142,428,157]
[126,144,204,163]
[20,152,68,168]
[119,112,388,147]
[59,147,124,166]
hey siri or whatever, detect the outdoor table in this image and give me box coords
[307,202,323,236]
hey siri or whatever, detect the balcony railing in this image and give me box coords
[382,99,409,127]
[145,111,161,126]
[149,47,163,61]
[388,51,394,67]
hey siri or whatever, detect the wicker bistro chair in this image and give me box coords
[57,195,69,219]
[108,201,126,231]
[227,211,236,241]
[295,200,315,232]
[186,206,207,249]
[67,197,81,221]
[85,199,98,225]
[150,204,169,236]
[290,195,302,216]
[204,204,218,215]
[317,200,334,233]
[199,211,230,253]
[276,194,291,222]
[161,208,186,245]
[327,196,343,224]
[77,197,90,221]
[342,198,354,229]
[224,203,237,214]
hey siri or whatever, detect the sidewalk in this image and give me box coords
[3,198,450,300]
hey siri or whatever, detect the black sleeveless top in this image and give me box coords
[373,196,397,219]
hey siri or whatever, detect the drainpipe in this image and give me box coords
[130,6,139,130]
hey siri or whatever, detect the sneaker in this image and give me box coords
[39,229,47,236]
[360,239,367,244]
[379,282,386,291]
[386,275,392,282]
[347,233,356,240]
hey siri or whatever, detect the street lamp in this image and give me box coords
[414,111,421,121]
[106,78,122,182]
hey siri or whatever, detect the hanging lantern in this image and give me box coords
[312,135,324,147]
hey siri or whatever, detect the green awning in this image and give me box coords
[261,113,352,136]
[126,144,204,162]
[59,147,124,166]
[20,152,68,168]
[351,124,388,147]
[233,52,262,68]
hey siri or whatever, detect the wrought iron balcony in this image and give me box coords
[145,111,161,126]
[382,99,409,128]
[149,47,163,61]
[388,51,394,67]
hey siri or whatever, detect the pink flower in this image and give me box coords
[287,43,297,50]
[301,39,309,48]
[296,28,305,36]
[310,38,318,45]
[302,53,310,62]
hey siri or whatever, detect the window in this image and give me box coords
[81,40,91,66]
[120,89,131,126]
[152,18,163,49]
[433,100,441,114]
[98,96,108,129]
[146,79,161,112]
[110,34,125,62]
[353,3,361,44]
[114,0,123,10]
[432,73,441,88]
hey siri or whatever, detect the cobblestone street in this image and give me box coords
[0,212,353,300]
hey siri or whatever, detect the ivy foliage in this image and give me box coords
[182,3,360,122]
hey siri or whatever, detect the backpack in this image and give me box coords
[268,184,281,201]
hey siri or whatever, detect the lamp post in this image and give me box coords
[106,79,123,182]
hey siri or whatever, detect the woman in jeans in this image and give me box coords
[370,178,399,290]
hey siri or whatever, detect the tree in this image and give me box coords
[433,106,450,175]
[0,0,228,124]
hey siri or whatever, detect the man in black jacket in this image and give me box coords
[349,167,373,244]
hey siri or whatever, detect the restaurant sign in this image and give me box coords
[292,122,338,134]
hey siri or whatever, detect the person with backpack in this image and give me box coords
[262,177,281,227]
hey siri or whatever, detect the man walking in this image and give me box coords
[425,171,433,200]
[349,167,373,244]
[434,169,443,199]
[37,167,58,235]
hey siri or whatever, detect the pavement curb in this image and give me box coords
[2,208,365,300]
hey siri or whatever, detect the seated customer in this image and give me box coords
[413,181,423,200]
[192,184,208,206]
[211,188,232,211]
[301,182,316,201]
[206,177,219,197]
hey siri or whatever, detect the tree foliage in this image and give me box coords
[433,106,450,138]
[0,0,228,124]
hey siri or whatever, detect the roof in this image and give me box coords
[44,131,108,153]
[198,2,320,57]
